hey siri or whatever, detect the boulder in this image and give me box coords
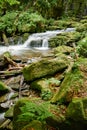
[51,58,87,104]
[13,98,66,130]
[5,106,14,119]
[31,77,60,100]
[54,45,74,55]
[23,58,68,82]
[66,97,87,121]
[77,36,87,57]
[21,120,46,130]
[49,31,81,47]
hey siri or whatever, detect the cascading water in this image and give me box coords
[0,28,75,55]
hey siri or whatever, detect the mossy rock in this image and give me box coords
[13,98,30,130]
[66,97,87,122]
[31,78,60,100]
[5,106,14,119]
[13,98,66,130]
[54,45,74,55]
[23,58,68,82]
[76,23,87,32]
[51,58,87,104]
[77,36,87,57]
[0,81,9,95]
[49,31,81,47]
[22,120,47,130]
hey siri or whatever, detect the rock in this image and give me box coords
[13,98,66,130]
[0,81,9,96]
[4,106,14,119]
[62,97,87,130]
[77,36,87,57]
[66,97,87,121]
[76,23,87,32]
[31,77,60,100]
[49,31,81,47]
[23,58,68,82]
[51,58,87,104]
[21,120,46,130]
[54,45,74,55]
[13,98,31,130]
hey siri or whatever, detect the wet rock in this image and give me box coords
[23,58,68,82]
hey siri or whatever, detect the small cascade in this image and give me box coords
[42,39,48,47]
[0,28,75,55]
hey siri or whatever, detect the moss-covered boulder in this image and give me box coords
[31,78,60,100]
[5,106,14,119]
[66,97,87,121]
[13,98,66,130]
[23,58,68,82]
[51,58,87,104]
[76,23,87,32]
[77,36,87,57]
[0,81,9,96]
[13,98,30,130]
[49,31,81,47]
[54,45,74,55]
[21,120,46,130]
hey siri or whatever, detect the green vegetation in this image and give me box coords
[17,101,53,123]
[0,0,87,41]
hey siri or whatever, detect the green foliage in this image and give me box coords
[0,11,46,35]
[17,12,46,33]
[46,78,60,86]
[0,11,18,34]
[41,90,53,101]
[17,102,53,123]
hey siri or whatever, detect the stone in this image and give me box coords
[21,120,46,130]
[51,58,87,103]
[31,77,60,100]
[5,106,14,119]
[54,45,74,55]
[77,36,87,57]
[13,98,66,130]
[23,58,68,82]
[0,81,9,96]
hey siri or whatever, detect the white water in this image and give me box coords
[0,28,75,55]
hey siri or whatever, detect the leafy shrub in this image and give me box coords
[0,11,18,35]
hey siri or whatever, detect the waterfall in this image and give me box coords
[0,28,75,55]
[42,39,48,47]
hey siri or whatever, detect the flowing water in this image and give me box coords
[0,28,75,56]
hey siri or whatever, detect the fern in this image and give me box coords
[17,102,53,123]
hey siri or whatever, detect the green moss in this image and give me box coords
[51,62,83,103]
[13,98,30,130]
[77,37,87,57]
[49,31,81,47]
[66,98,84,121]
[22,120,47,130]
[23,59,68,82]
[0,81,9,95]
